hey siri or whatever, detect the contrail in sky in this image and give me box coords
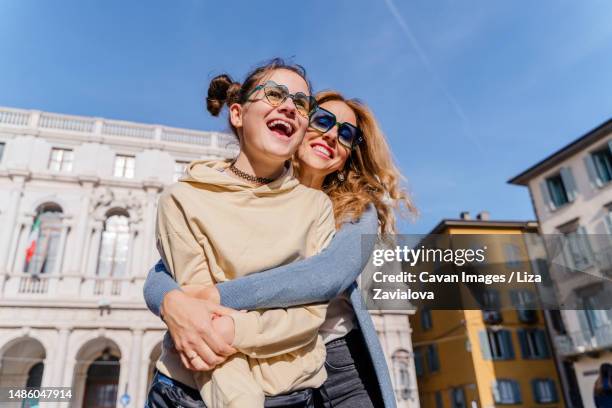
[383,0,485,154]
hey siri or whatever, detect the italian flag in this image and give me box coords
[25,217,41,266]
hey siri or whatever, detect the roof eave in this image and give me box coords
[508,118,612,186]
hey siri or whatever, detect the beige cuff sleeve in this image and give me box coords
[229,304,327,359]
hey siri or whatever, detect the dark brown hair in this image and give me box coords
[206,58,311,137]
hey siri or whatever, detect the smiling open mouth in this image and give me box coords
[311,143,334,159]
[267,119,294,138]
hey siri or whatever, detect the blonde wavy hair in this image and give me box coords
[296,90,416,233]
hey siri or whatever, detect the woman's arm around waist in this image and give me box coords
[142,204,378,314]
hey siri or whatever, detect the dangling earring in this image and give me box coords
[337,172,346,182]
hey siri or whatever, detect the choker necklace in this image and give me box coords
[229,162,276,185]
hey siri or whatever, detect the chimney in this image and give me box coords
[460,211,471,220]
[477,211,490,221]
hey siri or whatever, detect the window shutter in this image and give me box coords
[560,167,578,202]
[491,381,501,404]
[605,212,612,235]
[429,344,440,371]
[43,232,60,274]
[512,380,522,403]
[509,290,520,307]
[414,349,424,376]
[504,244,520,268]
[479,331,492,360]
[578,226,595,264]
[577,310,592,336]
[435,391,443,408]
[531,379,541,402]
[561,233,577,270]
[517,330,528,358]
[548,379,558,402]
[539,180,556,211]
[584,155,603,188]
[422,308,432,330]
[535,330,550,358]
[501,330,515,359]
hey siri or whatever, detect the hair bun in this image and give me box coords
[206,74,241,116]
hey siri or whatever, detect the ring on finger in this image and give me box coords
[191,356,208,369]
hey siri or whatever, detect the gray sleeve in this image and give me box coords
[142,259,181,317]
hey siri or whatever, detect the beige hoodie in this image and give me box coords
[155,159,335,397]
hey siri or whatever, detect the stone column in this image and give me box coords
[127,329,144,406]
[136,343,152,408]
[38,328,69,391]
[5,221,24,275]
[85,220,104,276]
[125,223,138,278]
[116,356,129,408]
[79,222,93,273]
[69,176,97,274]
[0,171,28,273]
[142,180,163,266]
[52,327,71,386]
[128,226,142,279]
[72,372,87,408]
[52,221,70,276]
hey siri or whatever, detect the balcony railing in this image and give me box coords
[40,113,95,133]
[18,275,49,294]
[89,277,126,297]
[1,273,144,303]
[0,106,235,152]
[0,109,30,126]
[554,321,612,356]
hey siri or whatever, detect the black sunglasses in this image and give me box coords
[309,107,363,149]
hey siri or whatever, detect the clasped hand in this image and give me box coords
[160,285,237,371]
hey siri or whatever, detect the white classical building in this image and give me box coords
[509,119,612,408]
[0,106,417,408]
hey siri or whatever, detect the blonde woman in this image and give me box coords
[145,90,414,407]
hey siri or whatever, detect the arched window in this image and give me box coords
[392,350,412,400]
[96,212,130,277]
[82,351,120,408]
[25,204,63,275]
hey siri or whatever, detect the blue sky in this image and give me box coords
[1,0,612,233]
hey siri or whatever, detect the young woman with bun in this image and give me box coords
[149,59,336,408]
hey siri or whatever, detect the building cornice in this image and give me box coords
[429,219,539,235]
[0,105,238,156]
[508,118,612,185]
[0,169,173,190]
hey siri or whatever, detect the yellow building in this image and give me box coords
[410,213,565,408]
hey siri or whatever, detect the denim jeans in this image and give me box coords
[145,330,378,408]
[145,371,319,408]
[318,330,376,408]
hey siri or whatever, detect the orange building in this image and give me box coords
[411,214,565,408]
